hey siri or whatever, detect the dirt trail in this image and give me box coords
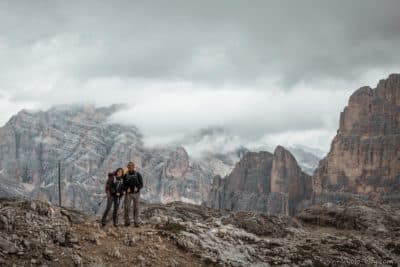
[67,220,208,267]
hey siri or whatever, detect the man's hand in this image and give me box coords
[116,193,120,197]
[133,187,139,193]
[127,188,131,193]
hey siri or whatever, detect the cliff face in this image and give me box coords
[0,105,214,211]
[313,74,400,202]
[271,146,313,215]
[207,146,312,215]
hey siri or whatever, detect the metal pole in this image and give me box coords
[58,160,62,207]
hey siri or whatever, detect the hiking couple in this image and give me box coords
[101,161,143,227]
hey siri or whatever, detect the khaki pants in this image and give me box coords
[124,192,140,224]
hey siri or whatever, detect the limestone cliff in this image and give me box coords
[0,105,214,211]
[313,74,400,203]
[207,146,312,215]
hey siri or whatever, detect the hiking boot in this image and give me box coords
[125,222,131,227]
[134,222,140,228]
[101,222,106,227]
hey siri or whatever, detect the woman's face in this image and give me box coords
[116,169,123,177]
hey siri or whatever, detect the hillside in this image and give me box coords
[0,197,399,266]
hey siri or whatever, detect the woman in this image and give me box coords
[101,168,125,227]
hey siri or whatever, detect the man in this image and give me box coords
[101,168,125,227]
[123,162,143,227]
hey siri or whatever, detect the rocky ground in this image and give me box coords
[0,197,399,266]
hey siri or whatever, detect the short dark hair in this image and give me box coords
[127,161,135,166]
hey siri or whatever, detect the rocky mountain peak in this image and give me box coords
[313,73,400,203]
[165,147,190,179]
[0,105,215,211]
[377,73,400,92]
[207,146,312,215]
[271,145,302,194]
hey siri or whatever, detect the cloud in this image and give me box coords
[1,1,400,86]
[109,84,350,151]
[0,1,399,152]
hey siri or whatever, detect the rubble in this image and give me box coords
[0,197,399,266]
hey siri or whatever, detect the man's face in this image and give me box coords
[127,163,135,172]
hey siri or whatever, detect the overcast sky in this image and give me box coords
[0,1,399,153]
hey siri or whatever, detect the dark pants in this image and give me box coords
[101,195,121,225]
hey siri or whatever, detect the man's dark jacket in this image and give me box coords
[123,171,143,193]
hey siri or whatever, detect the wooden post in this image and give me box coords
[58,160,62,207]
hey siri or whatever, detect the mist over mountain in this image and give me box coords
[0,104,323,212]
[0,105,214,211]
[141,126,323,175]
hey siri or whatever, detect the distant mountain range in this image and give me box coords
[208,73,400,214]
[0,105,215,212]
[0,104,322,213]
[1,74,398,215]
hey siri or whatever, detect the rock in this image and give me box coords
[0,236,18,254]
[302,259,313,266]
[72,254,82,266]
[86,235,100,245]
[0,215,9,230]
[137,255,145,262]
[313,74,400,203]
[366,241,391,259]
[30,202,37,212]
[107,228,119,238]
[165,147,190,179]
[43,249,54,260]
[65,231,79,245]
[207,147,312,215]
[0,197,400,267]
[0,105,216,211]
[386,242,400,255]
[169,258,179,267]
[108,247,122,259]
[297,200,400,233]
[221,211,300,238]
[149,216,162,225]
[270,146,312,215]
[123,235,136,247]
[60,209,86,224]
[22,240,30,248]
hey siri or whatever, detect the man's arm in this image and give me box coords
[138,173,143,190]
